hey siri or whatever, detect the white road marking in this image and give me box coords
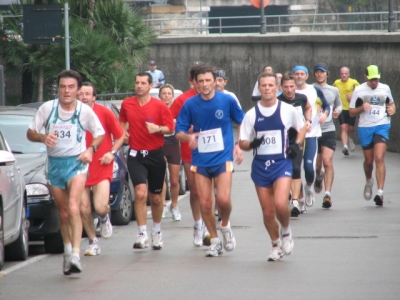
[0,254,50,277]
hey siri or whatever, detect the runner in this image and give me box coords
[252,65,274,101]
[78,82,125,256]
[27,70,105,274]
[176,65,244,257]
[349,65,396,206]
[333,67,360,156]
[278,72,312,216]
[215,68,242,108]
[292,65,330,208]
[170,63,211,247]
[158,84,182,221]
[119,72,174,250]
[312,63,342,208]
[239,73,305,261]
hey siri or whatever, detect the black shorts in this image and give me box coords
[317,131,336,153]
[127,148,166,194]
[338,110,356,126]
[163,143,181,165]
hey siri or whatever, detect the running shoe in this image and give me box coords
[152,231,163,250]
[84,238,101,256]
[221,226,236,251]
[214,208,219,217]
[170,206,182,221]
[162,206,168,218]
[299,199,307,213]
[193,224,204,247]
[203,230,211,246]
[267,244,284,261]
[63,254,71,275]
[349,139,356,152]
[69,255,82,273]
[342,147,349,156]
[205,239,223,257]
[314,173,324,194]
[305,189,315,207]
[100,215,113,239]
[374,194,383,206]
[291,200,301,217]
[133,233,149,249]
[281,232,294,256]
[322,194,332,208]
[363,178,374,200]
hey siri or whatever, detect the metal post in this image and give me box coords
[388,0,396,32]
[260,0,266,34]
[64,2,70,70]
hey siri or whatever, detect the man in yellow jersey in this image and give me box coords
[333,67,359,156]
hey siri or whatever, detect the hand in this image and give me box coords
[249,136,264,149]
[43,132,58,148]
[319,112,327,124]
[233,144,243,165]
[333,109,339,119]
[99,152,115,165]
[285,144,299,159]
[123,131,130,145]
[189,133,199,149]
[145,122,159,134]
[77,148,93,164]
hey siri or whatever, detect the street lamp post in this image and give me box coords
[260,0,266,34]
[388,0,396,32]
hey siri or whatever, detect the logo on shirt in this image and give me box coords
[285,171,291,176]
[257,117,264,122]
[215,110,223,119]
[369,96,382,105]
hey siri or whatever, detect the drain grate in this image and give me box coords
[295,236,378,239]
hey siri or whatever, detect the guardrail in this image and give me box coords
[144,11,400,36]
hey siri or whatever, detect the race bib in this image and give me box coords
[368,105,385,119]
[256,130,282,155]
[50,123,77,149]
[198,128,224,153]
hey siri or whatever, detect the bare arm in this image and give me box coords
[27,128,57,148]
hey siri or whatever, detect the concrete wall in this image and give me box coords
[147,32,400,152]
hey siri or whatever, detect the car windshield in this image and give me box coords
[0,115,46,154]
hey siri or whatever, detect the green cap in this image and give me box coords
[366,65,380,80]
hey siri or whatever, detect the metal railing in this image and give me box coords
[143,11,400,36]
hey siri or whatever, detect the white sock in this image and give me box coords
[220,221,230,230]
[64,244,72,255]
[325,191,331,196]
[272,238,281,246]
[210,237,220,244]
[281,226,291,236]
[306,184,312,192]
[152,222,161,233]
[139,225,147,235]
[367,178,374,184]
[344,144,348,149]
[194,219,202,229]
[377,189,383,196]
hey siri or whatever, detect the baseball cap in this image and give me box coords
[215,69,227,80]
[366,65,380,80]
[313,63,329,73]
[149,60,156,65]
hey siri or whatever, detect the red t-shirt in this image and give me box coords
[170,88,197,163]
[86,103,124,186]
[119,96,174,151]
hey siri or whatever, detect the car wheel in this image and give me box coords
[111,180,133,225]
[0,203,4,270]
[44,231,64,254]
[179,165,186,195]
[5,200,29,261]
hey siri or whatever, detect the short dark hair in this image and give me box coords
[81,82,97,97]
[189,63,206,81]
[194,65,216,81]
[57,70,82,89]
[280,72,295,85]
[136,72,153,84]
[262,65,274,73]
[257,72,277,86]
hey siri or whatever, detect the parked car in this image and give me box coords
[0,130,29,270]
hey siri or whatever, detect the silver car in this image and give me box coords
[0,130,29,270]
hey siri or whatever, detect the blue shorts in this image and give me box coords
[190,161,233,179]
[358,124,390,148]
[46,155,88,189]
[251,158,292,188]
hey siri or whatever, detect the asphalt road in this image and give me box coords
[1,143,399,300]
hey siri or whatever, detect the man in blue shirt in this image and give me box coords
[146,60,165,88]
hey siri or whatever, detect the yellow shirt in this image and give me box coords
[333,78,360,110]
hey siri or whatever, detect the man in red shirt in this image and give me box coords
[170,63,211,247]
[78,82,125,256]
[120,72,174,250]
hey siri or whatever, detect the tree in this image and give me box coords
[0,0,155,102]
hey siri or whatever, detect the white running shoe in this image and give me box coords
[170,206,182,221]
[305,189,315,207]
[133,233,149,249]
[364,179,374,200]
[267,244,284,261]
[291,200,301,217]
[162,206,168,218]
[221,226,236,252]
[299,199,307,213]
[152,231,163,250]
[100,215,113,239]
[281,232,294,256]
[63,254,71,275]
[349,139,356,152]
[205,239,223,257]
[193,224,204,247]
[84,238,101,256]
[69,254,82,273]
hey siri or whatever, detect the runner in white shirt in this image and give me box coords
[349,65,396,206]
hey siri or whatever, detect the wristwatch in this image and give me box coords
[90,145,97,153]
[110,149,116,155]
